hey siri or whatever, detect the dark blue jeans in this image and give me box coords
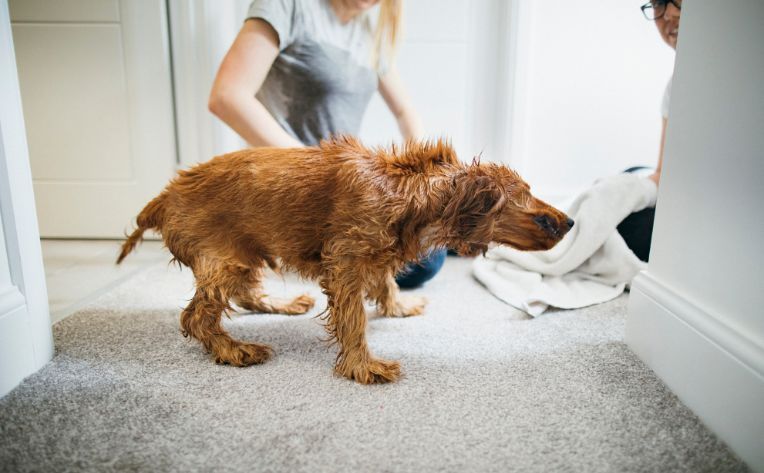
[617,166,655,262]
[395,248,447,288]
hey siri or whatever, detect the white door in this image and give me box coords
[9,0,176,237]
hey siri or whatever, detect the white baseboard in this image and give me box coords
[0,287,37,398]
[626,272,764,472]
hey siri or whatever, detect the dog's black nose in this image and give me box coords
[566,217,575,229]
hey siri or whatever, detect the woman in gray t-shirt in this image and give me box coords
[209,0,446,287]
[209,0,421,147]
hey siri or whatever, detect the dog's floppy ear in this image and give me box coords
[442,167,505,255]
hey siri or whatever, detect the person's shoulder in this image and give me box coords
[247,0,300,50]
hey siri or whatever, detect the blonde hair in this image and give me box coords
[371,0,403,72]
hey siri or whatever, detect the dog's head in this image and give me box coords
[442,162,573,256]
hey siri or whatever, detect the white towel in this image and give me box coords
[472,173,658,316]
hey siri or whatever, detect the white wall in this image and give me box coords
[649,15,763,352]
[359,0,473,158]
[360,0,516,163]
[626,1,764,470]
[513,0,676,203]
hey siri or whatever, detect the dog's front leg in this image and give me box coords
[321,265,401,384]
[371,272,427,318]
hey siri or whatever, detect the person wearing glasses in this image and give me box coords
[641,0,680,186]
[208,0,447,288]
[616,0,681,261]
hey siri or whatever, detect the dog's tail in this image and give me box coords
[117,193,167,264]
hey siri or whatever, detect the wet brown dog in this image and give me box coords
[118,137,572,384]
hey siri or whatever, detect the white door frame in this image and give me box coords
[0,0,53,397]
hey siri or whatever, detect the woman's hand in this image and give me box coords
[209,19,303,148]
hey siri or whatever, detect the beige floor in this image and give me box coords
[41,239,167,324]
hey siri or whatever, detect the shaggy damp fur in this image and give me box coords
[118,137,572,384]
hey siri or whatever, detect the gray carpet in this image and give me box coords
[0,256,749,473]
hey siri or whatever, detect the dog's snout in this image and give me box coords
[566,217,575,229]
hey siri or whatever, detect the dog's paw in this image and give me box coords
[382,294,427,317]
[213,342,272,367]
[281,294,315,315]
[236,294,315,315]
[337,357,401,384]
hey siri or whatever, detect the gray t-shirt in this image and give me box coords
[247,0,379,145]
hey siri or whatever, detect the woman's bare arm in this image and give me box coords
[648,117,668,185]
[208,19,302,148]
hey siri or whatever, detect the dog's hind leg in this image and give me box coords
[231,266,315,315]
[321,264,401,384]
[181,258,272,366]
[369,272,427,318]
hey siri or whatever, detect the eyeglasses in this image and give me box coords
[640,0,682,21]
